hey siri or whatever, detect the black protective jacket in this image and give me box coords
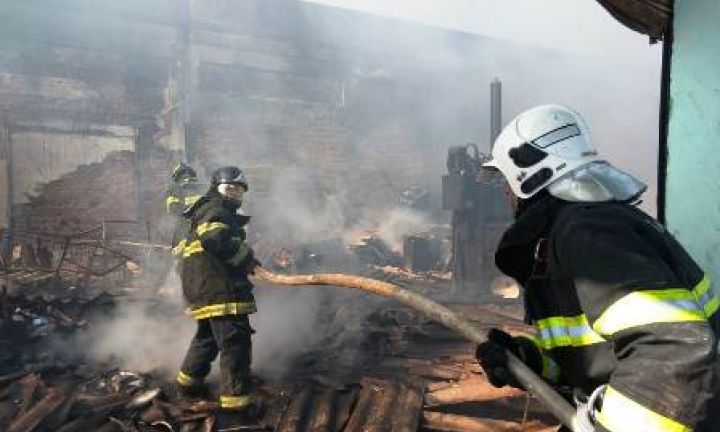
[166,182,204,217]
[496,196,719,432]
[178,191,256,319]
[166,182,204,252]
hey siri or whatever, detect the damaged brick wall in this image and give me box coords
[0,0,541,237]
[0,0,174,233]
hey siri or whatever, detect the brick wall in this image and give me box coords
[0,0,554,237]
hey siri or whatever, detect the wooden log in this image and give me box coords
[342,379,382,432]
[203,415,215,432]
[15,374,40,416]
[254,268,576,430]
[307,388,335,432]
[522,423,562,432]
[0,371,30,387]
[332,387,358,432]
[422,411,523,432]
[362,380,401,432]
[426,382,454,393]
[408,365,465,381]
[8,387,68,432]
[392,382,424,432]
[41,385,80,430]
[275,383,315,432]
[424,381,526,407]
[55,392,132,432]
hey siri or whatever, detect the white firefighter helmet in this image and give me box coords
[483,104,646,202]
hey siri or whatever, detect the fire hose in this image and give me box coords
[253,267,580,431]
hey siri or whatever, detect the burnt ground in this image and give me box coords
[0,268,560,432]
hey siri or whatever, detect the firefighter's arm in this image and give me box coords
[558,221,716,432]
[515,334,562,384]
[166,186,184,216]
[195,213,252,268]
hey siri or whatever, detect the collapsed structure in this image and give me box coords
[0,0,694,431]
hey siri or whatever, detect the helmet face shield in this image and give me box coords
[548,161,646,202]
[217,183,246,204]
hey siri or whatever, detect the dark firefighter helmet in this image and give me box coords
[210,166,249,191]
[171,162,197,183]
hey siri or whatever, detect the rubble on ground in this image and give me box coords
[1,214,555,431]
[0,272,559,431]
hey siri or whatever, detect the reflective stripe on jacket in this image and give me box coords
[495,198,718,432]
[180,192,255,315]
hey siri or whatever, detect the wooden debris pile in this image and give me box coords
[265,378,424,432]
[0,289,115,375]
[0,368,223,432]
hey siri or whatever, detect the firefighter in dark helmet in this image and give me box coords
[175,166,261,416]
[166,162,203,217]
[166,163,204,258]
[475,105,719,432]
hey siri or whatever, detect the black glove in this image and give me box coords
[247,257,262,275]
[476,328,540,389]
[242,252,261,275]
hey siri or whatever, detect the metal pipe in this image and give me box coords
[490,78,503,147]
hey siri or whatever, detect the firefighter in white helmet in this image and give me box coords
[476,105,719,431]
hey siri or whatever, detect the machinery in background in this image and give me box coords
[442,78,512,291]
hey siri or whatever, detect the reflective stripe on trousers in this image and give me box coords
[187,301,258,320]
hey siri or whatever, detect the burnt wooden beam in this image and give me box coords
[275,383,315,432]
[424,381,525,407]
[391,382,424,432]
[8,387,69,432]
[342,379,380,432]
[0,371,30,387]
[15,374,40,417]
[41,385,80,430]
[307,388,335,432]
[361,380,400,432]
[422,411,522,432]
[332,387,358,432]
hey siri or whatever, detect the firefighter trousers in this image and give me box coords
[179,315,253,403]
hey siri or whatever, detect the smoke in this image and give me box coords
[300,0,663,214]
[342,207,431,252]
[62,272,194,378]
[251,285,327,378]
[249,166,350,245]
[50,257,379,382]
[36,0,662,380]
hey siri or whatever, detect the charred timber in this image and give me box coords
[424,381,526,407]
[254,268,577,430]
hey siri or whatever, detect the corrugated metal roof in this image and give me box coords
[596,0,673,41]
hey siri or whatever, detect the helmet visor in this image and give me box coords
[531,124,581,149]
